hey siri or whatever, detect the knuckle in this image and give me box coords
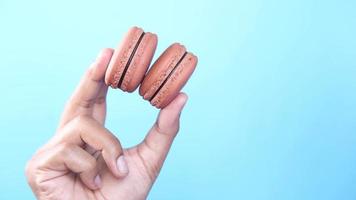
[83,156,97,171]
[95,96,106,105]
[70,115,90,131]
[25,166,40,188]
[153,122,170,136]
[155,119,179,135]
[99,133,122,155]
[72,115,88,126]
[24,154,46,188]
[154,122,166,135]
[56,143,74,157]
[105,136,122,155]
[24,150,46,182]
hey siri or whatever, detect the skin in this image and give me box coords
[25,48,188,200]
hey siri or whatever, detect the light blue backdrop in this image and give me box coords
[0,0,355,199]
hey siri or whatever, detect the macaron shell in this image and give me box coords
[105,27,143,88]
[151,53,198,108]
[139,43,186,99]
[121,32,157,92]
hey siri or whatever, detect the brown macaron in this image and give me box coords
[105,27,158,92]
[139,43,198,109]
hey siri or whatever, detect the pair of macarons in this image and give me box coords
[105,27,198,109]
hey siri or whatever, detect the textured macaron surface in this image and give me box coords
[105,27,144,88]
[139,43,186,100]
[140,43,198,108]
[150,52,197,108]
[120,32,157,92]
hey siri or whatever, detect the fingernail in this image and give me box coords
[94,174,102,187]
[117,155,129,175]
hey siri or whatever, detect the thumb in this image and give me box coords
[138,93,188,179]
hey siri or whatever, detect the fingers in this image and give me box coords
[58,144,101,190]
[58,115,128,178]
[138,93,188,175]
[27,143,101,190]
[71,48,113,108]
[92,85,108,124]
[59,48,113,127]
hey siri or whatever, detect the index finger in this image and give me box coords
[59,48,113,127]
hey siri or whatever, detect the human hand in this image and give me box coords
[25,48,188,200]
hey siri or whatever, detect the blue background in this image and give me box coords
[1,0,355,199]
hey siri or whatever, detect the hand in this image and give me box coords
[25,49,188,200]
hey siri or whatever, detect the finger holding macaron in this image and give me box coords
[105,26,198,109]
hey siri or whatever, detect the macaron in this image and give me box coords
[105,27,158,92]
[139,43,198,109]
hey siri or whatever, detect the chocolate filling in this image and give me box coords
[149,51,188,102]
[118,32,145,88]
